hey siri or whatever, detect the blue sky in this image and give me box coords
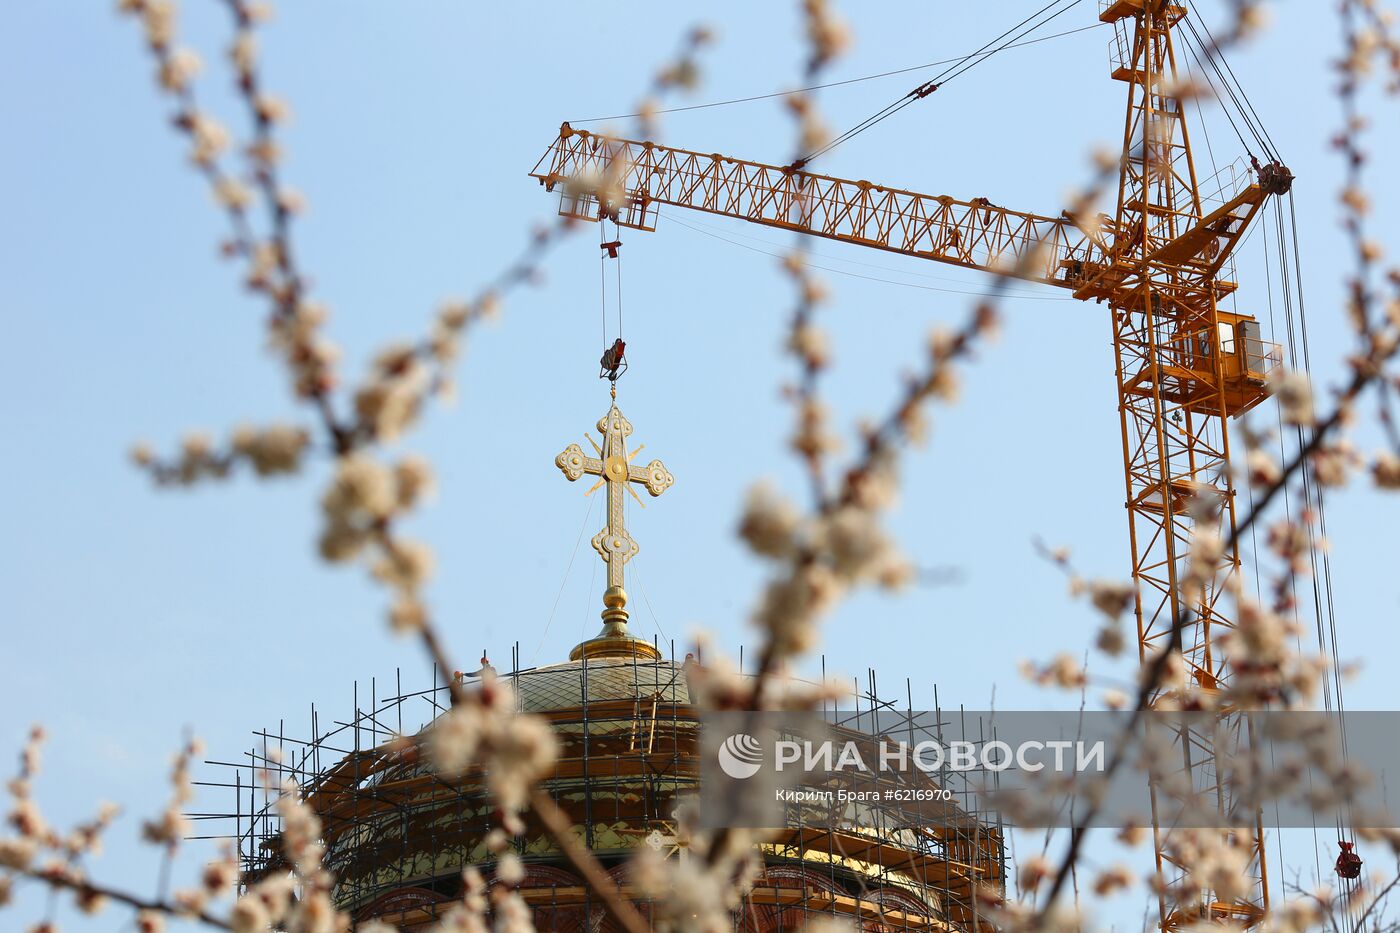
[2,2,1397,929]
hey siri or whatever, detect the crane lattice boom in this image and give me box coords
[531,124,1118,290]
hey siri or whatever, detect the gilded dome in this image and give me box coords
[305,655,992,931]
[510,657,692,713]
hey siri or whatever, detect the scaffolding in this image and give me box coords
[193,645,1006,931]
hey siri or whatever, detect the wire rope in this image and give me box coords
[662,210,1075,301]
[629,555,670,645]
[569,22,1107,125]
[614,219,625,343]
[1270,192,1361,901]
[1194,12,1281,158]
[1261,196,1327,886]
[532,493,600,665]
[1285,192,1355,859]
[599,221,609,350]
[1181,16,1278,162]
[1177,23,1260,157]
[668,211,1063,296]
[800,0,1090,166]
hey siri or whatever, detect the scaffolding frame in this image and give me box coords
[192,645,1007,931]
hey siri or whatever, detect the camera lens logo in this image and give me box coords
[717,733,764,780]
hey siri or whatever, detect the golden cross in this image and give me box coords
[555,401,674,595]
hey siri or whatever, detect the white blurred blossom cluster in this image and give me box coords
[132,423,311,485]
[140,736,201,851]
[1164,828,1266,907]
[739,305,997,692]
[318,454,435,592]
[1219,597,1330,708]
[683,641,848,712]
[224,778,345,933]
[799,0,852,77]
[0,727,246,930]
[561,28,713,223]
[428,672,559,833]
[631,800,766,933]
[1041,541,1136,663]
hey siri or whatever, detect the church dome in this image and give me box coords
[512,657,693,713]
[302,650,998,932]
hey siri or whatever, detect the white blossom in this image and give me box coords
[738,483,803,558]
[1268,369,1315,426]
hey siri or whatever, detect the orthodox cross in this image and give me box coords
[555,399,674,594]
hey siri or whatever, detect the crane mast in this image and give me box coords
[1100,1,1275,927]
[531,1,1291,927]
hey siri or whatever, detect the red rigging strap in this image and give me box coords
[599,338,627,383]
[1335,841,1362,880]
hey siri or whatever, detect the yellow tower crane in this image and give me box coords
[531,1,1293,927]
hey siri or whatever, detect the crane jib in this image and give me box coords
[529,124,1133,292]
